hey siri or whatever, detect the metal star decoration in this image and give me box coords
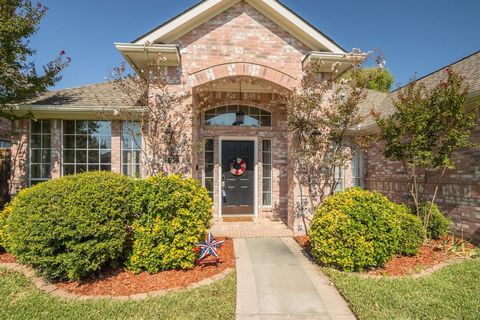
[195,232,225,263]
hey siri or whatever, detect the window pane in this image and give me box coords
[205,164,214,178]
[64,135,75,148]
[42,121,51,134]
[31,135,41,148]
[205,151,214,164]
[41,135,51,148]
[31,149,42,163]
[76,135,87,149]
[205,139,214,152]
[76,121,88,134]
[31,121,42,134]
[262,165,272,178]
[77,165,87,173]
[63,165,75,176]
[64,121,75,134]
[88,135,100,149]
[64,150,75,163]
[205,106,271,127]
[100,150,111,164]
[76,150,87,163]
[30,120,52,186]
[263,193,272,206]
[100,165,111,172]
[88,150,99,163]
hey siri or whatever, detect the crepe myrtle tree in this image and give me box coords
[0,0,69,196]
[288,49,380,232]
[373,68,480,236]
[0,1,70,119]
[107,45,203,177]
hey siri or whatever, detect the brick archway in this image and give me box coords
[189,62,297,90]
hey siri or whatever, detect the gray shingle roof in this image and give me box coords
[24,82,143,107]
[398,50,480,94]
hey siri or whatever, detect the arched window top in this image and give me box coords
[205,105,272,127]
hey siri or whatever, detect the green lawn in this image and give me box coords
[0,268,236,320]
[324,258,480,320]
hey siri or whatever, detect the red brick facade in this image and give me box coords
[366,126,480,242]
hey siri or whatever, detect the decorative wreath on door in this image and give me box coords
[230,156,247,176]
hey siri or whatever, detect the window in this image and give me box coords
[334,166,344,193]
[262,140,272,206]
[351,153,363,187]
[205,106,272,127]
[63,121,112,175]
[30,120,51,185]
[122,122,142,177]
[204,139,214,200]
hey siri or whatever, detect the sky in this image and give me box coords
[29,0,480,91]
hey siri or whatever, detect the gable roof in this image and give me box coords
[394,50,480,95]
[133,0,347,53]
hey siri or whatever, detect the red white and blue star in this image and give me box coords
[196,232,225,262]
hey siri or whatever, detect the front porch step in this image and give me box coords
[211,218,293,238]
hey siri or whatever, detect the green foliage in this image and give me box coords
[0,0,70,118]
[6,171,136,281]
[340,67,394,92]
[0,195,21,252]
[418,202,451,239]
[396,206,425,256]
[309,188,403,271]
[375,69,479,170]
[126,175,212,274]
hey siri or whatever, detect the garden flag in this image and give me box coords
[196,232,224,262]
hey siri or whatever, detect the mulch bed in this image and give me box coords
[0,252,16,263]
[294,235,476,277]
[1,238,235,296]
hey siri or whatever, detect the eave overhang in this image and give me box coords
[115,43,181,75]
[303,52,366,78]
[12,104,146,120]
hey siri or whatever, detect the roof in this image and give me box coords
[394,50,480,94]
[132,0,346,53]
[22,82,143,107]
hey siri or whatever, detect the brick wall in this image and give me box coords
[366,126,480,243]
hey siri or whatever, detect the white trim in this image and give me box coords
[133,0,346,53]
[218,136,259,219]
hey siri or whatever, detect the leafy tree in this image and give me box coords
[0,0,70,119]
[340,67,394,93]
[373,68,480,236]
[287,50,373,233]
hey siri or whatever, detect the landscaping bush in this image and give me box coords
[6,171,136,281]
[418,202,451,239]
[0,197,18,252]
[309,188,403,271]
[127,175,212,274]
[396,206,425,256]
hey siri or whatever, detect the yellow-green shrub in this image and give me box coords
[396,206,425,256]
[126,175,212,274]
[418,202,451,239]
[6,172,136,281]
[310,188,402,271]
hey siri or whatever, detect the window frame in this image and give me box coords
[29,119,52,186]
[262,139,273,207]
[121,122,142,178]
[61,120,112,176]
[204,105,272,127]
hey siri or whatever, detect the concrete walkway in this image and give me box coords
[234,237,356,320]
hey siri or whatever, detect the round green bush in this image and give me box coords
[126,175,213,274]
[396,206,425,256]
[6,171,136,281]
[309,188,402,271]
[418,202,451,239]
[0,197,18,252]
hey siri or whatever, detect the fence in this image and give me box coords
[0,148,11,209]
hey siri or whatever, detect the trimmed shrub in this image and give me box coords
[127,175,212,274]
[6,171,136,281]
[309,188,402,271]
[0,197,18,252]
[418,202,451,239]
[396,206,425,256]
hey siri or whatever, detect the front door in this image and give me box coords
[221,141,255,215]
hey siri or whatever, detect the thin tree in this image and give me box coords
[373,68,480,235]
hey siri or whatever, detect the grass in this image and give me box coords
[323,258,480,320]
[0,268,236,320]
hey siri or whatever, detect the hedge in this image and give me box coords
[5,171,136,281]
[418,202,451,239]
[126,175,213,273]
[309,188,404,271]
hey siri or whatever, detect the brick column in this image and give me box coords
[9,119,29,195]
[50,120,62,179]
[111,120,122,174]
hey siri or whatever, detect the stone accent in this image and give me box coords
[365,126,480,243]
[0,262,234,301]
[9,119,29,194]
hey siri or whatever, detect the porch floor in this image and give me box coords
[211,218,293,238]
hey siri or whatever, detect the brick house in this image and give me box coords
[7,0,480,240]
